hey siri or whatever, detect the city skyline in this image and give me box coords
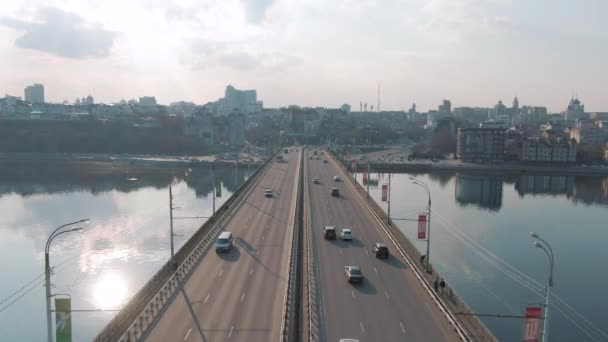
[1,0,607,112]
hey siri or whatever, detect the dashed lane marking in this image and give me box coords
[183,328,191,341]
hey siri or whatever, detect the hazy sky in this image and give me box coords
[1,0,606,112]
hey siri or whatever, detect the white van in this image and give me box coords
[215,231,233,253]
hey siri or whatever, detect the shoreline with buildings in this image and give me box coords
[345,159,608,175]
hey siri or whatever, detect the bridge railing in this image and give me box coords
[329,152,498,342]
[93,153,276,342]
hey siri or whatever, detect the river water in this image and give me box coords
[1,160,607,341]
[0,160,252,341]
[356,171,608,342]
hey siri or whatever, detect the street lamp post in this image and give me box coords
[410,177,432,273]
[530,232,554,342]
[45,219,89,342]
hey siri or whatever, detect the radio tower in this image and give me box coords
[377,82,380,113]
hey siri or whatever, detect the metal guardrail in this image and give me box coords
[329,152,498,342]
[93,153,276,342]
[302,153,322,342]
[279,150,303,342]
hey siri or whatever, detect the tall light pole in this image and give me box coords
[410,177,432,273]
[387,173,391,225]
[530,232,554,342]
[45,219,89,342]
[169,187,175,258]
[212,160,216,215]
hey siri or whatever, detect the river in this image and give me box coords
[356,171,608,342]
[0,160,252,341]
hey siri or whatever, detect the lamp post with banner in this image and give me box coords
[530,232,554,342]
[45,219,89,342]
[410,177,432,273]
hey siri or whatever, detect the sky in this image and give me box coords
[0,0,607,112]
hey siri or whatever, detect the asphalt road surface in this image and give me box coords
[305,150,459,341]
[145,150,300,342]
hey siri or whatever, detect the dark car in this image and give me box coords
[323,160,328,163]
[323,226,337,240]
[331,188,339,197]
[372,242,389,258]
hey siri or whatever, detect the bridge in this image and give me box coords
[95,148,495,342]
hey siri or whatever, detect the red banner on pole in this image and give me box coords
[362,170,368,185]
[523,306,542,342]
[381,184,388,201]
[418,214,427,240]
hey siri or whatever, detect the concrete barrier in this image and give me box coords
[279,150,303,342]
[330,151,498,342]
[93,153,277,342]
[301,153,322,342]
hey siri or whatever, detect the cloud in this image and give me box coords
[241,0,275,24]
[0,7,116,58]
[218,51,259,70]
[420,0,512,40]
[180,38,301,72]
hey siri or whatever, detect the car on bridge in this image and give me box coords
[333,175,341,181]
[373,242,389,259]
[264,188,272,197]
[341,228,353,241]
[323,160,328,163]
[331,188,339,197]
[344,266,363,284]
[215,231,233,253]
[323,226,337,240]
[313,178,319,184]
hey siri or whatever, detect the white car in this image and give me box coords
[341,228,353,241]
[333,176,341,182]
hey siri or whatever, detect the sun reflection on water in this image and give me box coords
[94,272,128,310]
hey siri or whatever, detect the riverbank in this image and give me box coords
[0,152,264,169]
[345,160,608,175]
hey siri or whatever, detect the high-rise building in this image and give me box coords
[217,84,262,115]
[24,84,45,104]
[438,100,451,116]
[521,137,577,163]
[457,127,506,163]
[570,119,603,145]
[139,96,157,106]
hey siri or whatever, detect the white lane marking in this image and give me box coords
[203,293,210,304]
[351,290,355,299]
[218,269,223,277]
[249,268,254,276]
[183,328,192,341]
[400,322,406,334]
[360,322,365,334]
[240,291,246,302]
[228,326,234,338]
[374,267,378,274]
[384,290,390,300]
